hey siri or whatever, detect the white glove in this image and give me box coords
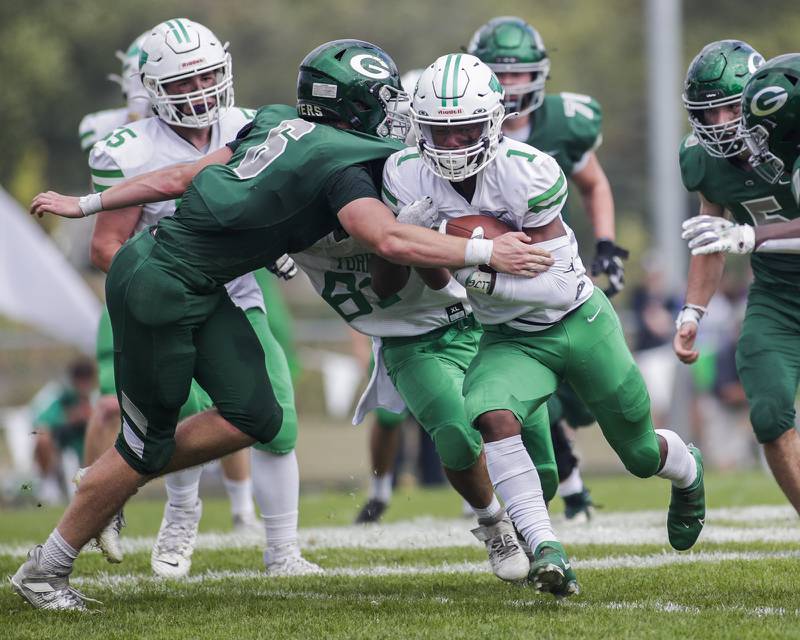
[268,254,298,280]
[396,196,438,228]
[681,215,755,255]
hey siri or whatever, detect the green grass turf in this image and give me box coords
[0,470,796,640]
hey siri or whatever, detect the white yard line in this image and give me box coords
[1,505,797,559]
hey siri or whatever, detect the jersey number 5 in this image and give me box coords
[233,119,316,179]
[740,196,789,226]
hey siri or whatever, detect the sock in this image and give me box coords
[472,494,503,525]
[165,466,203,510]
[368,473,393,503]
[40,529,78,575]
[251,449,300,552]
[557,467,584,497]
[655,428,698,489]
[484,435,556,552]
[222,476,256,519]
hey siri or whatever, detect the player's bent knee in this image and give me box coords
[221,398,284,445]
[749,397,795,444]
[434,424,482,471]
[620,437,661,479]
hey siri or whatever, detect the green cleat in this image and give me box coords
[667,445,706,551]
[529,541,580,598]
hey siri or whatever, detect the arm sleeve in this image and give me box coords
[88,145,125,194]
[226,121,255,153]
[522,157,569,227]
[488,235,578,309]
[324,163,381,214]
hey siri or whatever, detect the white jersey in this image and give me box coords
[382,138,593,331]
[88,108,264,311]
[78,108,131,153]
[292,233,471,338]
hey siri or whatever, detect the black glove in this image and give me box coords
[591,240,629,297]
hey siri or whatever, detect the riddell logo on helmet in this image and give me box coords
[181,58,206,69]
[438,108,464,115]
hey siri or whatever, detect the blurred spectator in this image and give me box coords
[30,358,96,504]
[630,254,682,425]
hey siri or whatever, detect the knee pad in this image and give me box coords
[221,396,283,445]
[256,405,298,454]
[433,423,482,471]
[749,396,795,444]
[617,431,661,479]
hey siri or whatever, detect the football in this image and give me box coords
[442,215,513,240]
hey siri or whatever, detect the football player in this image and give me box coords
[678,49,800,517]
[77,18,319,581]
[469,16,623,519]
[385,54,706,596]
[20,39,551,610]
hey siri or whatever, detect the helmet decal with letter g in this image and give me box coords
[108,31,151,120]
[740,53,800,183]
[296,39,410,140]
[682,40,764,158]
[467,16,549,117]
[410,54,506,182]
[139,18,234,129]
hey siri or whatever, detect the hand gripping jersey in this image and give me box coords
[680,133,800,287]
[89,107,264,310]
[78,107,131,153]
[383,138,594,330]
[154,104,406,286]
[292,234,470,338]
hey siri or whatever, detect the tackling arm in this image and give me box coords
[90,207,143,272]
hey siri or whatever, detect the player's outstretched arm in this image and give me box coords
[30,147,233,219]
[338,198,553,277]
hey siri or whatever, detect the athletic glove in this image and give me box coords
[681,215,754,255]
[396,196,438,228]
[268,254,298,280]
[591,239,629,297]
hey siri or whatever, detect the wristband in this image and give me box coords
[464,238,493,266]
[78,193,103,217]
[675,303,706,330]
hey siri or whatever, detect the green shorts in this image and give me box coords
[109,231,283,475]
[464,289,660,479]
[736,282,800,443]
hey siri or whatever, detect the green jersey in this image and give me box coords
[679,133,800,287]
[507,93,602,218]
[155,104,405,286]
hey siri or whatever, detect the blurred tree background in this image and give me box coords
[2,0,800,286]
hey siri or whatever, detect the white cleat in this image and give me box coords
[471,516,531,583]
[74,467,125,563]
[10,546,100,611]
[151,500,202,579]
[264,543,324,577]
[232,512,263,539]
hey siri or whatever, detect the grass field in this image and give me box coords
[1,470,799,639]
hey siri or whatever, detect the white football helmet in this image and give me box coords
[139,18,233,128]
[109,31,151,120]
[410,54,506,181]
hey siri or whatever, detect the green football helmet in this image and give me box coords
[682,40,764,158]
[467,16,549,116]
[297,39,410,140]
[741,53,800,183]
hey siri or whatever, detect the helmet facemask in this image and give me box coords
[740,123,785,183]
[412,105,505,181]
[144,54,234,129]
[372,83,411,140]
[490,60,550,116]
[684,93,745,158]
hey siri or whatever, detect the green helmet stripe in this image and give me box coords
[441,54,453,107]
[452,54,462,107]
[175,19,191,43]
[166,20,183,43]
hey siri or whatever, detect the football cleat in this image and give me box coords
[529,541,580,598]
[354,498,388,524]
[264,543,324,577]
[667,445,706,551]
[74,467,125,563]
[10,546,100,611]
[563,488,596,523]
[151,500,202,579]
[471,516,530,582]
